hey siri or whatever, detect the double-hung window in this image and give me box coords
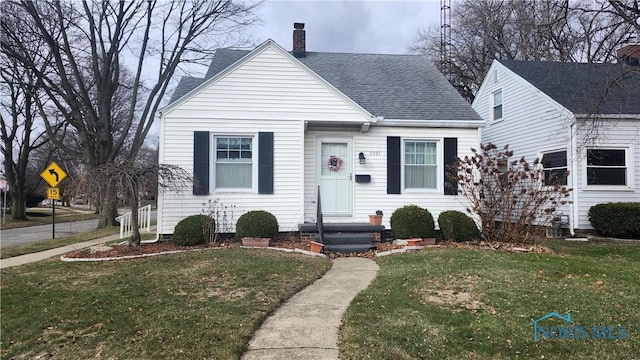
[215,136,253,189]
[542,150,568,186]
[404,140,437,189]
[492,89,503,121]
[586,148,627,186]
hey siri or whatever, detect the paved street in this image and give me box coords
[0,211,156,248]
[0,219,99,248]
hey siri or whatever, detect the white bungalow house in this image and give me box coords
[156,23,483,236]
[473,47,640,233]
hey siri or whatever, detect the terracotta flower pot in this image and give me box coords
[406,238,422,246]
[241,237,270,247]
[309,241,324,253]
[422,238,436,245]
[369,215,383,226]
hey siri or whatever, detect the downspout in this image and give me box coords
[569,119,578,236]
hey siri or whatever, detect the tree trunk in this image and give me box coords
[10,189,27,221]
[97,188,118,228]
[128,186,141,247]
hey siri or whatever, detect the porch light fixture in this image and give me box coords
[359,152,366,165]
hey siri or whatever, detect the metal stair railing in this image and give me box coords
[115,204,152,239]
[316,186,323,244]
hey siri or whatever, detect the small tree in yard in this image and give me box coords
[453,143,571,244]
[79,162,191,246]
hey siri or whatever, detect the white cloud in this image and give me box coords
[253,0,441,54]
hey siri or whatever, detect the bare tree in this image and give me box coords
[80,161,190,246]
[608,0,640,33]
[1,0,260,228]
[0,29,66,219]
[410,0,635,101]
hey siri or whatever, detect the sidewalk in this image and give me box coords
[1,233,125,269]
[241,257,379,360]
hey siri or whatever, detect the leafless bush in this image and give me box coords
[453,143,572,244]
[202,198,236,245]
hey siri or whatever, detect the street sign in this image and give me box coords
[40,162,67,188]
[47,188,60,200]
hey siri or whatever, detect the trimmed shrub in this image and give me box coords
[438,210,479,242]
[235,210,279,240]
[173,214,214,246]
[588,202,640,239]
[390,205,436,239]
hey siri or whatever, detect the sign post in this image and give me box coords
[40,162,67,239]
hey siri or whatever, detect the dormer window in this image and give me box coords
[492,89,503,121]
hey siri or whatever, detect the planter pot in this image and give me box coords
[369,215,383,226]
[309,241,324,253]
[422,238,436,246]
[406,238,422,247]
[242,237,270,247]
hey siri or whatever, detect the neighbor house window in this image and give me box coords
[404,140,437,189]
[542,150,568,186]
[586,148,627,186]
[215,136,253,189]
[492,89,503,121]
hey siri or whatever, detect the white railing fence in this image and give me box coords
[115,204,152,239]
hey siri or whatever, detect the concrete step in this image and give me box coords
[316,233,373,246]
[324,243,373,254]
[299,222,384,233]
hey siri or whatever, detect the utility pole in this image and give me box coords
[440,0,452,81]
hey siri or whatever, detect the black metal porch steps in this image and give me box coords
[299,222,384,254]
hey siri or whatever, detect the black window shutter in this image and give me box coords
[193,131,210,195]
[387,136,401,194]
[444,137,458,195]
[258,132,274,194]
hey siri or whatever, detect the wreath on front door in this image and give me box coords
[327,155,343,171]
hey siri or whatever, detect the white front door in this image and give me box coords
[317,137,353,217]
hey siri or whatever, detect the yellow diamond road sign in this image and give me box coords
[40,162,67,188]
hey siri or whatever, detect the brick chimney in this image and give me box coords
[293,23,306,58]
[617,40,640,66]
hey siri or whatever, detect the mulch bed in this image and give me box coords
[64,238,551,260]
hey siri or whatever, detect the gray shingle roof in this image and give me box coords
[167,46,482,121]
[499,60,640,115]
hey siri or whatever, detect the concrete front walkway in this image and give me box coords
[242,257,379,360]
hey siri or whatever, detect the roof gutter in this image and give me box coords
[574,114,640,120]
[374,119,485,129]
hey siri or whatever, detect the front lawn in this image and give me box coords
[1,248,331,359]
[340,240,640,359]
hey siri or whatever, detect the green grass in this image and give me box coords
[340,240,640,359]
[2,208,99,229]
[1,249,331,359]
[0,227,122,259]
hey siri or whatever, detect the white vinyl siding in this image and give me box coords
[165,46,369,122]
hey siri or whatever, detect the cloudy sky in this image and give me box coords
[252,0,442,54]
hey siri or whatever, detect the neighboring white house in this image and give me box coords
[156,23,484,236]
[473,49,640,232]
